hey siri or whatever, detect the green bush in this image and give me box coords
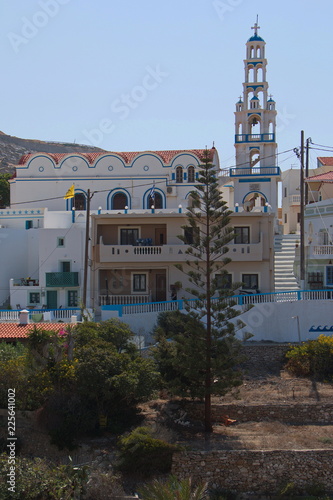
[0,453,88,499]
[139,476,208,500]
[285,335,333,380]
[116,426,180,477]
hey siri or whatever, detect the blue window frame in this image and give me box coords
[326,266,333,286]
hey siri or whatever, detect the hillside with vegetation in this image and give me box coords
[0,130,105,174]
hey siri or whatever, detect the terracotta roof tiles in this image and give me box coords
[0,323,71,340]
[317,157,333,167]
[306,171,333,182]
[17,149,215,166]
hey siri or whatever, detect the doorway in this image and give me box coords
[155,273,166,302]
[46,290,58,309]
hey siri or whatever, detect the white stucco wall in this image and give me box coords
[0,228,39,307]
[101,299,333,344]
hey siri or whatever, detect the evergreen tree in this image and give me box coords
[175,148,245,432]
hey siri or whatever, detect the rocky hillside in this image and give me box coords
[0,130,105,174]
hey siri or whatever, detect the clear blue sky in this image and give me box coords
[2,0,333,171]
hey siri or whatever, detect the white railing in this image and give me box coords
[313,245,333,255]
[0,311,20,322]
[99,294,151,306]
[122,300,179,315]
[290,194,301,204]
[101,289,333,318]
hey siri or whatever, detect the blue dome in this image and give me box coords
[250,96,259,100]
[248,34,264,42]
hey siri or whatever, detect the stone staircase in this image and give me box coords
[274,234,300,291]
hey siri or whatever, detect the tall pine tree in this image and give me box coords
[176,148,245,432]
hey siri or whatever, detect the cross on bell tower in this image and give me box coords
[251,15,260,36]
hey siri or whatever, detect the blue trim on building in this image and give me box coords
[242,191,267,203]
[107,188,131,209]
[143,188,166,209]
[239,178,271,183]
[131,153,165,169]
[59,155,90,169]
[18,154,56,170]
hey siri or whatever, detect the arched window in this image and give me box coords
[112,192,127,209]
[188,166,195,183]
[74,193,86,210]
[176,166,183,183]
[148,192,163,209]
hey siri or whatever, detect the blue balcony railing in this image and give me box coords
[45,272,79,287]
[235,133,275,143]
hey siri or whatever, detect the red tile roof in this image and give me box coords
[317,157,333,167]
[0,323,71,340]
[18,149,215,166]
[306,171,333,182]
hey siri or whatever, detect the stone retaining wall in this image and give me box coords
[241,343,291,374]
[172,449,333,496]
[182,402,333,424]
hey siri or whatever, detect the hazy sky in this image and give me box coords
[2,0,333,171]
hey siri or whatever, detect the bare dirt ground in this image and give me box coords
[141,371,333,452]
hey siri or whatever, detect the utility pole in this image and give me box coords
[300,131,305,288]
[82,189,92,315]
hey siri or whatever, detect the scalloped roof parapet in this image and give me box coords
[18,149,215,167]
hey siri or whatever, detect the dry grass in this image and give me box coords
[144,373,333,452]
[216,372,333,404]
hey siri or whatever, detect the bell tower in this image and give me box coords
[233,19,280,213]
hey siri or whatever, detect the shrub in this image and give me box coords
[0,453,88,499]
[138,476,208,500]
[116,426,180,477]
[285,335,333,380]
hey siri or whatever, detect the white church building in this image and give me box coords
[0,22,281,329]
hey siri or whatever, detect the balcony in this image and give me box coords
[97,243,190,263]
[235,133,275,143]
[289,194,301,205]
[310,245,333,257]
[96,240,263,263]
[229,166,280,177]
[45,272,79,287]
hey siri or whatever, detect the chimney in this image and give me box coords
[19,309,29,325]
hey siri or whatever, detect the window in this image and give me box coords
[242,274,259,290]
[284,213,287,223]
[284,187,287,197]
[112,192,127,209]
[132,273,147,292]
[297,212,301,224]
[183,226,199,245]
[326,266,333,286]
[148,192,163,209]
[216,273,232,289]
[61,261,71,272]
[234,227,250,244]
[74,193,86,210]
[68,290,78,307]
[120,228,139,245]
[188,166,195,183]
[25,220,33,230]
[176,166,183,183]
[29,292,40,304]
[319,230,329,246]
[57,237,65,247]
